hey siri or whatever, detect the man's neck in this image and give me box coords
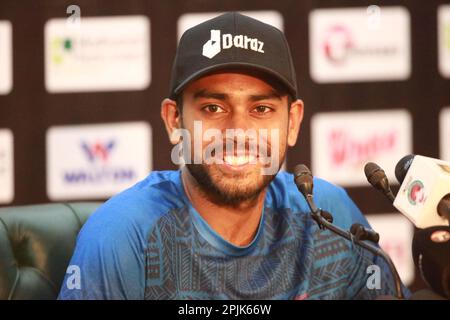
[181,167,266,247]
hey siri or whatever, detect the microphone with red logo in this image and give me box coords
[393,155,450,229]
[364,155,450,299]
[394,155,450,299]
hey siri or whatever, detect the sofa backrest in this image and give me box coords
[0,202,101,300]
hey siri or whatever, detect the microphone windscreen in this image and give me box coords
[293,164,311,179]
[364,162,380,180]
[395,154,415,184]
[364,162,386,189]
[293,164,313,197]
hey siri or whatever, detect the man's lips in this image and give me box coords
[204,147,271,169]
[223,154,258,166]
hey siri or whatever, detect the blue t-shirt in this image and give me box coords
[58,170,408,300]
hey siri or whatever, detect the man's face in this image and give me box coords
[165,71,303,206]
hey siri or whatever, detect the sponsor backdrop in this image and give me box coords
[0,0,449,291]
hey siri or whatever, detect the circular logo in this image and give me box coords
[323,25,354,64]
[407,180,426,205]
[430,230,450,243]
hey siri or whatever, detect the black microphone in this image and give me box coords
[412,226,450,299]
[350,223,380,244]
[364,162,395,202]
[438,194,450,220]
[293,164,333,226]
[395,154,415,184]
[293,164,404,299]
[293,164,313,198]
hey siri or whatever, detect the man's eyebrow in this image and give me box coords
[193,89,229,100]
[192,89,283,101]
[248,91,283,101]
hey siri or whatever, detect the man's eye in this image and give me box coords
[203,104,225,113]
[253,105,273,114]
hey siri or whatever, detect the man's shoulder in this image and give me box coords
[270,171,349,206]
[79,170,186,242]
[271,171,366,228]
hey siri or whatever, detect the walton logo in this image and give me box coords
[81,140,115,164]
[63,139,135,184]
[202,29,265,59]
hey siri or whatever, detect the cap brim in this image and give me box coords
[171,62,297,99]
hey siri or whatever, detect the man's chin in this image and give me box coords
[186,163,276,206]
[214,162,259,177]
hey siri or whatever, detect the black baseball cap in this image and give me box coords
[169,12,298,100]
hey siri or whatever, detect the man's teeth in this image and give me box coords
[223,154,256,166]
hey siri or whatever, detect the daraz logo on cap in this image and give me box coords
[202,29,265,59]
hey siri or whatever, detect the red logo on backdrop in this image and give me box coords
[323,25,354,64]
[329,129,397,167]
[380,241,404,260]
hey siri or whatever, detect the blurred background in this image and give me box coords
[0,0,449,292]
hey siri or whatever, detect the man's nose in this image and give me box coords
[226,108,252,131]
[222,110,259,152]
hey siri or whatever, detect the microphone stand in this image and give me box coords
[304,194,405,299]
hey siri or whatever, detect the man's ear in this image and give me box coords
[287,99,304,147]
[161,98,182,145]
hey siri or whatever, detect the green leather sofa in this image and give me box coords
[0,202,101,300]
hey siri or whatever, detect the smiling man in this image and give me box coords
[58,12,408,300]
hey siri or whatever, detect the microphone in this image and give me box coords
[350,223,380,244]
[294,164,333,225]
[293,164,313,198]
[412,226,450,298]
[393,155,450,299]
[293,164,404,299]
[395,154,415,184]
[364,162,396,203]
[393,155,450,228]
